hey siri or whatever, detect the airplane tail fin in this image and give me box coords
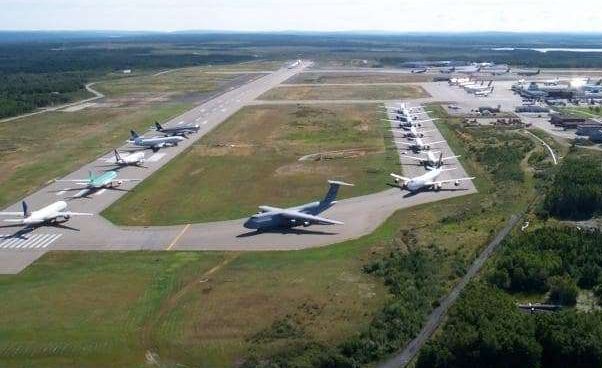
[319,180,354,210]
[22,201,29,217]
[154,121,163,131]
[130,130,139,139]
[437,152,443,168]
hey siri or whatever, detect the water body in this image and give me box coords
[492,47,602,53]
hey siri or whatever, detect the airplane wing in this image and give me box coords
[118,179,142,182]
[442,155,461,161]
[58,212,94,216]
[418,129,436,134]
[55,179,89,183]
[396,141,413,145]
[426,177,475,186]
[403,155,425,161]
[258,205,283,213]
[279,210,343,225]
[390,173,411,182]
[0,212,23,216]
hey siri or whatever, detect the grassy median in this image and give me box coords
[103,104,400,225]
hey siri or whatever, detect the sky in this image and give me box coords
[1,0,601,33]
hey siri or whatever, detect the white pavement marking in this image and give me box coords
[74,190,88,198]
[56,190,66,196]
[95,189,107,196]
[147,153,166,162]
[26,234,52,249]
[0,233,62,249]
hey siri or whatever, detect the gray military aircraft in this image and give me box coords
[154,121,200,137]
[243,180,353,230]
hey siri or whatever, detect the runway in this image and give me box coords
[0,63,478,274]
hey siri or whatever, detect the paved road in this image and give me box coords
[378,213,523,368]
[524,130,559,165]
[0,67,478,274]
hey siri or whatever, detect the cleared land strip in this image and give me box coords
[378,213,524,368]
[0,83,104,123]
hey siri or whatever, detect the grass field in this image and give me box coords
[95,66,248,97]
[103,104,400,225]
[258,84,429,100]
[0,103,540,367]
[284,72,432,84]
[0,64,255,209]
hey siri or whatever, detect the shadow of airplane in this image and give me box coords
[0,220,80,240]
[236,227,338,238]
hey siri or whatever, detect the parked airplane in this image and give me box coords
[475,88,494,97]
[516,69,541,76]
[0,201,92,228]
[391,126,435,138]
[243,180,353,230]
[154,121,200,137]
[128,130,185,151]
[384,118,433,129]
[56,171,140,197]
[411,67,428,73]
[391,154,474,192]
[404,151,460,168]
[398,137,444,152]
[112,150,145,167]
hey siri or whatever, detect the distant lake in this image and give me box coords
[492,47,602,53]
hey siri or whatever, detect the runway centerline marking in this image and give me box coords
[166,224,190,251]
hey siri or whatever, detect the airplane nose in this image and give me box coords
[243,219,257,229]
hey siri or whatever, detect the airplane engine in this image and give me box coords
[454,180,461,186]
[303,221,311,227]
[424,145,430,150]
[435,183,442,191]
[115,180,123,187]
[419,133,424,138]
[63,214,71,220]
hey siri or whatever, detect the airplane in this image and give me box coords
[403,151,460,168]
[243,180,353,231]
[0,201,92,228]
[111,150,145,167]
[154,121,200,137]
[390,154,474,192]
[411,67,428,74]
[391,126,435,139]
[128,130,185,152]
[516,69,541,76]
[397,137,444,152]
[56,170,140,197]
[383,118,434,129]
[475,88,494,97]
[448,104,461,110]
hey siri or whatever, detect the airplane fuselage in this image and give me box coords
[243,202,322,230]
[23,201,69,225]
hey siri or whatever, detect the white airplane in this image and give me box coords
[384,118,437,129]
[112,150,145,167]
[404,151,460,168]
[128,130,185,152]
[391,126,435,139]
[397,137,444,152]
[475,88,494,97]
[390,156,474,192]
[0,201,92,228]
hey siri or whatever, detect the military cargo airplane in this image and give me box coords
[128,130,185,152]
[243,180,353,230]
[154,121,200,137]
[0,201,92,228]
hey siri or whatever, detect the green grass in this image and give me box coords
[0,103,190,208]
[258,84,429,100]
[0,103,539,368]
[284,72,432,84]
[94,66,243,97]
[103,104,400,225]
